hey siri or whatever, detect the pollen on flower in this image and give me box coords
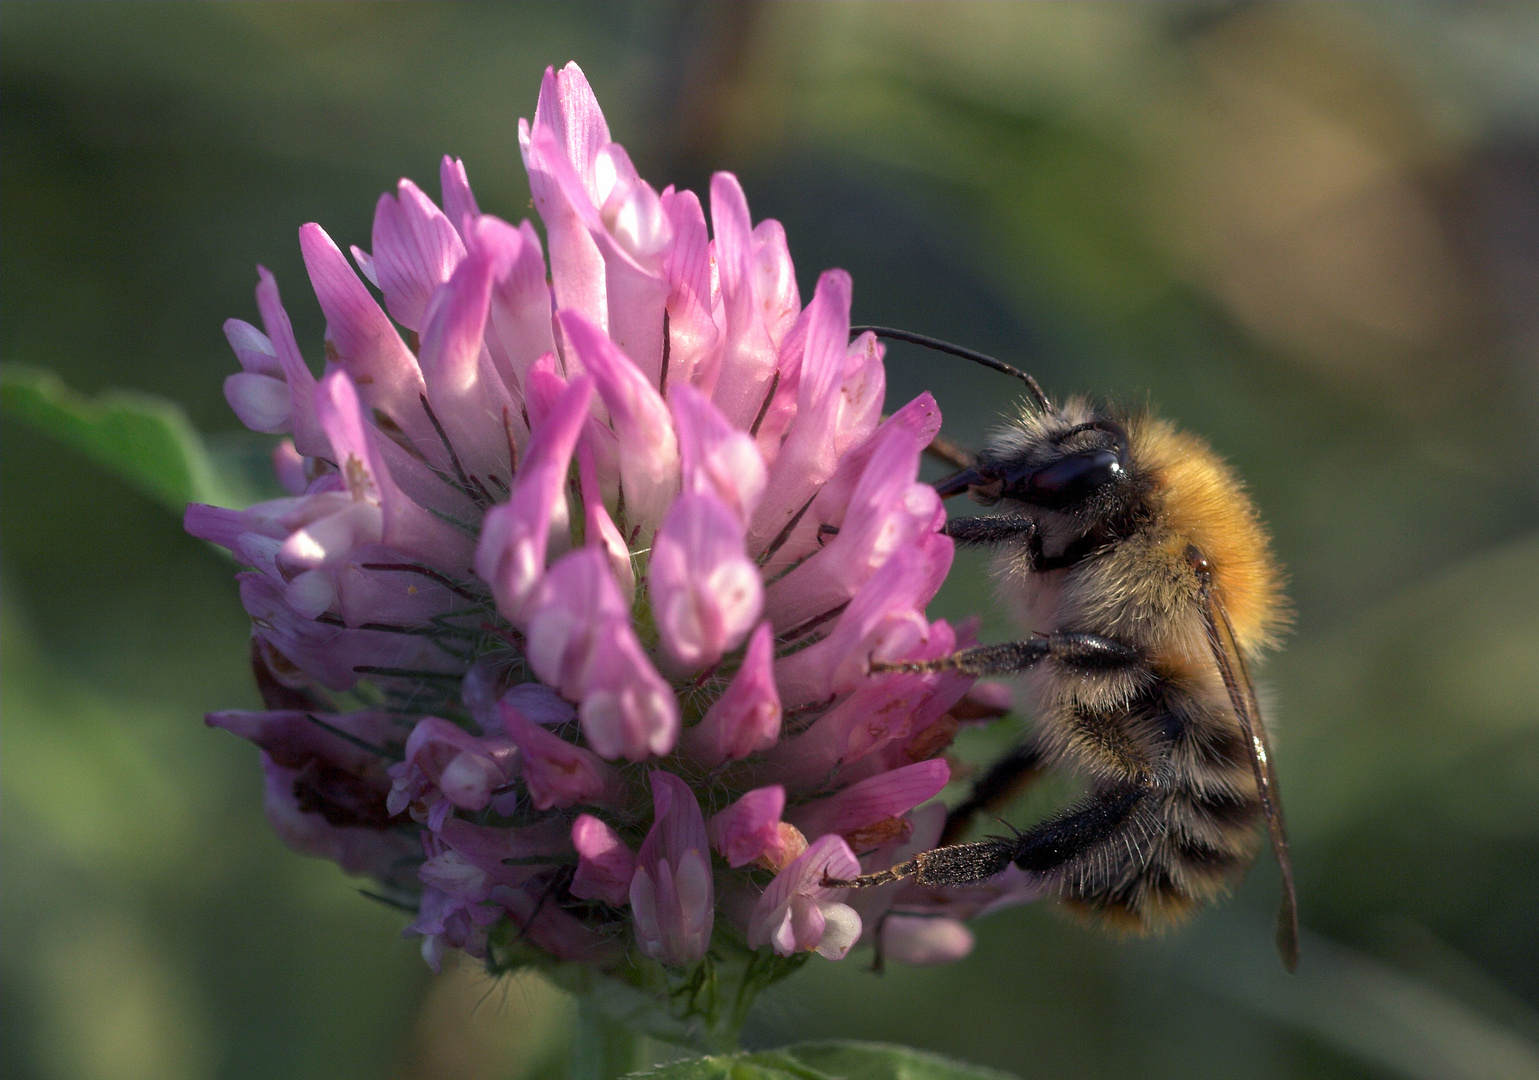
[191,60,1034,1037]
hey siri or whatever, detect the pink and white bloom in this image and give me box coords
[747,835,864,960]
[195,62,1036,1009]
[630,772,713,966]
[571,814,636,908]
[708,785,806,871]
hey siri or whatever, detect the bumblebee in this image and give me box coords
[832,327,1299,971]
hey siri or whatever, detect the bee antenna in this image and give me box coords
[850,325,1052,412]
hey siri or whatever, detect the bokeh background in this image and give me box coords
[5,4,1539,1079]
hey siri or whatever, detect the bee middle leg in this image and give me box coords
[874,631,1140,678]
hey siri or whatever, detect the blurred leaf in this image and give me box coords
[637,1042,1020,1080]
[1170,917,1539,1080]
[0,364,263,512]
[1277,532,1539,840]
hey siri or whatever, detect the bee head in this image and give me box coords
[940,415,1131,513]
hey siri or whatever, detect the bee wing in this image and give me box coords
[1199,589,1301,972]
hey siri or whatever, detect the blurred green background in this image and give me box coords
[5,4,1539,1078]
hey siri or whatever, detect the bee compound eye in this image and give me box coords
[1010,449,1124,509]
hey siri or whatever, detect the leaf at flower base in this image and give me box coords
[0,364,267,512]
[636,1041,1022,1080]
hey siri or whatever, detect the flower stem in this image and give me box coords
[569,996,655,1080]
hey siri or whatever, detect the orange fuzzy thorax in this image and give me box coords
[1132,416,1289,659]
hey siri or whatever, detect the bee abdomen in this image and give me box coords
[1056,786,1262,933]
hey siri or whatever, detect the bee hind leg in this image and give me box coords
[823,838,1019,890]
[827,783,1152,893]
[941,741,1045,845]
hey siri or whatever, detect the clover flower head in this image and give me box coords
[192,62,1037,1039]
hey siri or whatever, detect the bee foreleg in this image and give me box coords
[942,514,1038,548]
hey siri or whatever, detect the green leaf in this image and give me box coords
[636,1041,1021,1080]
[0,364,267,512]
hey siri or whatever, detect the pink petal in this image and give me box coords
[434,818,574,888]
[747,269,853,555]
[224,317,281,377]
[371,178,466,332]
[500,705,622,810]
[272,440,309,495]
[630,772,714,966]
[522,547,631,698]
[474,375,593,623]
[649,492,762,673]
[331,547,464,630]
[772,537,953,708]
[681,622,781,767]
[304,370,476,574]
[748,218,801,352]
[583,142,671,386]
[298,224,434,454]
[238,572,459,692]
[660,187,720,392]
[571,814,636,908]
[519,65,608,338]
[669,382,766,523]
[252,267,328,457]
[577,629,680,761]
[440,155,481,240]
[224,372,292,433]
[707,785,789,868]
[764,417,942,631]
[279,499,380,572]
[207,708,402,781]
[416,214,526,487]
[498,682,576,727]
[579,444,635,604]
[745,834,861,957]
[388,716,518,817]
[765,392,941,570]
[257,758,418,882]
[880,916,975,965]
[283,568,337,619]
[533,62,612,200]
[485,219,557,404]
[758,670,939,789]
[834,331,886,461]
[557,310,679,534]
[708,173,780,429]
[813,902,863,960]
[787,759,950,843]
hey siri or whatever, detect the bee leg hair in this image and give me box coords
[823,838,1019,890]
[942,514,1038,548]
[874,631,1140,678]
[826,785,1149,890]
[1010,783,1149,874]
[942,515,1055,570]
